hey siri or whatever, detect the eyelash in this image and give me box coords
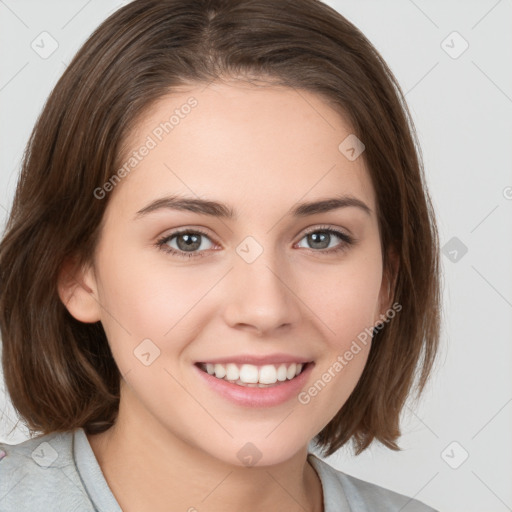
[155,225,356,260]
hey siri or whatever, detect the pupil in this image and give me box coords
[178,233,200,251]
[310,232,328,249]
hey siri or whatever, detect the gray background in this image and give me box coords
[1,1,511,511]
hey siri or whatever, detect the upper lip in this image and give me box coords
[196,353,314,365]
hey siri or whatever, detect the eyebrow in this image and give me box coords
[134,194,372,220]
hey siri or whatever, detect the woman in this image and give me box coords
[0,1,441,510]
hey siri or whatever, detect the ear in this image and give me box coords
[374,247,400,326]
[57,256,102,323]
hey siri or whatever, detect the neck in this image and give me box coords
[87,382,324,512]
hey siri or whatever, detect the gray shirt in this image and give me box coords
[0,428,438,511]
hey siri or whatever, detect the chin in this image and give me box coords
[200,433,309,469]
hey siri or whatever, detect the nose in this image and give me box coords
[222,246,302,336]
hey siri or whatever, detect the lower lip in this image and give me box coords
[194,362,314,408]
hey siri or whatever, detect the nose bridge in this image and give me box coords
[224,234,301,333]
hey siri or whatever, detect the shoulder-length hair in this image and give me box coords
[0,0,441,456]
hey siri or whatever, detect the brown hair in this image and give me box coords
[0,0,441,456]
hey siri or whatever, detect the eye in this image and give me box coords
[296,226,355,255]
[156,225,356,259]
[156,228,215,259]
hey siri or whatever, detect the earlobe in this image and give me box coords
[57,257,102,323]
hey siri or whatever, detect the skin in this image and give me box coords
[59,79,396,512]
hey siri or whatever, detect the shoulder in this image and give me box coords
[0,429,95,511]
[307,453,439,512]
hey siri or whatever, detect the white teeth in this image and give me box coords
[214,364,226,379]
[225,363,239,381]
[286,363,297,380]
[276,364,288,381]
[201,361,307,386]
[258,365,277,384]
[239,364,259,383]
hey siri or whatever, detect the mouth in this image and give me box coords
[195,361,312,388]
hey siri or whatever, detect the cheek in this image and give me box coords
[299,253,383,345]
[96,234,382,369]
[293,253,380,416]
[296,270,377,427]
[94,249,217,361]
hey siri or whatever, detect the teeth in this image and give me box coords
[214,364,226,379]
[225,363,239,381]
[276,364,288,381]
[259,365,277,384]
[286,363,297,380]
[239,364,259,383]
[201,362,305,386]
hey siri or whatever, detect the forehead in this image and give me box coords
[113,80,375,217]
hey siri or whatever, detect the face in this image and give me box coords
[64,79,392,467]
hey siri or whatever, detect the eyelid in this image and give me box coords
[157,224,352,243]
[156,224,356,259]
[155,225,218,248]
[155,226,218,259]
[299,224,352,239]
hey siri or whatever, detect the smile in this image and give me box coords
[194,360,315,407]
[196,362,309,387]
